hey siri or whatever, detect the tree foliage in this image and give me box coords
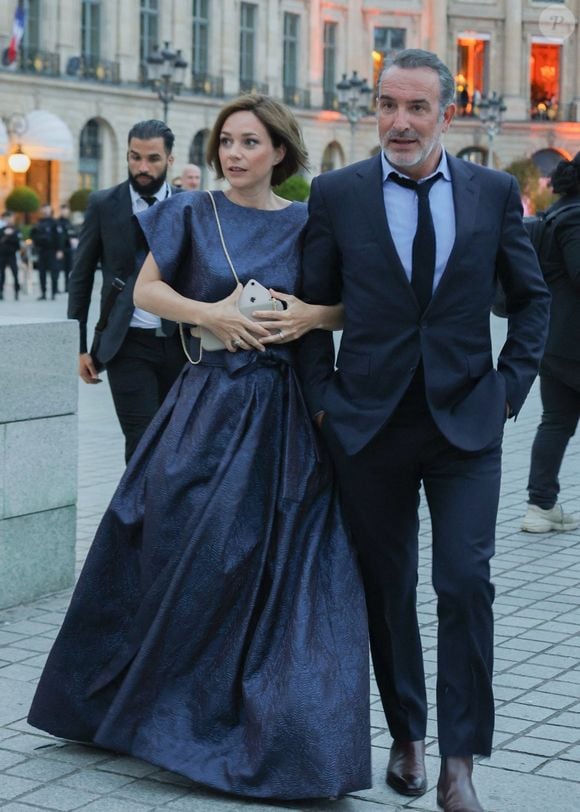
[503,158,556,214]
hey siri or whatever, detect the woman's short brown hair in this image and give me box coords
[206,94,308,187]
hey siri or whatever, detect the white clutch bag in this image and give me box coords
[194,279,283,351]
[179,192,284,364]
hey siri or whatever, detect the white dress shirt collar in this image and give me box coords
[381,149,452,185]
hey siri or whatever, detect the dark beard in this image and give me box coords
[128,166,168,196]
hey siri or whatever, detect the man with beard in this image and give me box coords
[67,119,184,462]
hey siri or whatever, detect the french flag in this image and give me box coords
[6,1,26,65]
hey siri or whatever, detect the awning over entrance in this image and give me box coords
[18,110,74,160]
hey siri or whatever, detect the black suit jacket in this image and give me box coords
[539,193,580,365]
[67,181,178,362]
[298,153,551,455]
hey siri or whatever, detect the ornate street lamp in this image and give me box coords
[478,91,507,168]
[3,113,31,174]
[147,41,188,123]
[336,70,373,162]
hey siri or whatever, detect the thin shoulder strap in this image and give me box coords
[206,191,240,285]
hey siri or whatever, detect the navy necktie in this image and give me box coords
[140,196,157,207]
[389,171,443,312]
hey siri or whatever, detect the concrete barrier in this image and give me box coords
[0,317,78,609]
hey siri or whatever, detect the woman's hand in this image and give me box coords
[201,283,270,353]
[253,291,344,345]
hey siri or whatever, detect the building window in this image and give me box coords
[81,0,101,60]
[240,3,257,84]
[323,21,337,109]
[456,36,489,115]
[79,119,101,191]
[190,129,209,187]
[283,13,299,93]
[321,141,345,173]
[373,27,406,89]
[140,0,159,64]
[22,0,40,51]
[530,41,560,120]
[192,0,209,74]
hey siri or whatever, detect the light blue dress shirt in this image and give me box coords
[381,150,456,293]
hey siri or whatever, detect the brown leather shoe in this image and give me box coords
[386,739,427,796]
[436,756,483,811]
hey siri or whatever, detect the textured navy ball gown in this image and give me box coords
[28,191,372,799]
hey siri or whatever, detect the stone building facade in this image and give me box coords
[0,0,578,210]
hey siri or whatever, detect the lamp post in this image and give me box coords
[478,91,507,168]
[146,42,188,123]
[336,70,373,163]
[3,113,31,174]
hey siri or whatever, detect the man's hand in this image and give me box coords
[79,353,102,384]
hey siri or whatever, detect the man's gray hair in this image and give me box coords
[379,49,456,112]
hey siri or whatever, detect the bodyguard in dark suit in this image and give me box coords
[0,211,21,300]
[298,50,550,812]
[67,119,184,462]
[31,204,61,300]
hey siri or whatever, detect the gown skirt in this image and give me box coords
[28,348,372,800]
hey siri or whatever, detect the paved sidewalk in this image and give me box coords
[1,287,579,811]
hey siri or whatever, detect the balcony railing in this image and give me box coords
[17,47,60,77]
[66,55,121,84]
[191,72,224,97]
[283,86,311,109]
[239,78,269,95]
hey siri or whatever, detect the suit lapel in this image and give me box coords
[353,155,411,291]
[430,154,479,305]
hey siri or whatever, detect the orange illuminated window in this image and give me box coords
[456,36,488,115]
[530,43,560,120]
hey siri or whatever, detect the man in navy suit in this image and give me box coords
[298,50,550,811]
[68,119,184,462]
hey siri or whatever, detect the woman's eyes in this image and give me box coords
[219,137,260,147]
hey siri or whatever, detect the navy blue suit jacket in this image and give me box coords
[67,181,179,362]
[298,152,551,455]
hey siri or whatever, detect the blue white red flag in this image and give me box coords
[6,1,26,65]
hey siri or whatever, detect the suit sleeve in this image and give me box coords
[67,193,103,353]
[295,175,342,417]
[496,176,551,414]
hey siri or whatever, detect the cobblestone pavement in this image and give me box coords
[1,286,579,811]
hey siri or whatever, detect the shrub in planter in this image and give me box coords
[274,175,310,202]
[5,184,41,214]
[68,188,92,212]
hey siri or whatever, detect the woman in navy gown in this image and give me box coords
[28,95,371,800]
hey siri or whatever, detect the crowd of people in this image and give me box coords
[0,46,575,812]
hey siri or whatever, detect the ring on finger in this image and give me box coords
[278,329,284,340]
[232,338,242,348]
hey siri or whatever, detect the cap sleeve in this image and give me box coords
[134,193,192,290]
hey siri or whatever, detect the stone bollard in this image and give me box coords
[0,317,78,609]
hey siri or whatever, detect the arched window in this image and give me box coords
[190,129,210,187]
[79,119,101,190]
[531,148,568,178]
[320,141,345,173]
[457,146,487,165]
